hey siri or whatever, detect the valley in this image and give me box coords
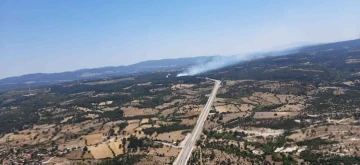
[1,39,360,164]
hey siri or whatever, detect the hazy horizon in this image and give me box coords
[1,0,360,78]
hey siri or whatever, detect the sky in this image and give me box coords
[1,0,360,79]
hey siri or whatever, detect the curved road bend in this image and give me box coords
[173,79,221,165]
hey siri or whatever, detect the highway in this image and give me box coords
[173,79,221,165]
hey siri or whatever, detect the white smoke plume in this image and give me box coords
[176,47,302,77]
[177,55,249,77]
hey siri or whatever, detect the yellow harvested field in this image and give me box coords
[155,99,182,110]
[113,127,120,133]
[254,112,299,119]
[151,117,159,121]
[76,106,92,112]
[160,108,176,117]
[287,123,360,142]
[66,150,84,160]
[140,118,150,125]
[241,97,259,105]
[140,124,160,129]
[84,113,99,119]
[171,84,195,90]
[141,124,154,129]
[58,139,86,151]
[83,134,104,145]
[123,121,140,134]
[242,93,305,107]
[60,116,73,123]
[238,104,255,111]
[137,82,152,86]
[287,131,307,141]
[89,143,114,159]
[32,124,56,130]
[180,105,203,112]
[129,99,140,105]
[251,92,281,105]
[0,133,32,144]
[277,94,304,104]
[222,112,247,123]
[215,104,239,113]
[104,120,124,126]
[153,130,185,142]
[60,120,103,134]
[261,82,281,91]
[122,106,158,117]
[181,118,197,126]
[102,107,118,111]
[180,111,200,118]
[275,104,305,112]
[134,131,147,138]
[204,120,221,130]
[149,146,181,157]
[108,141,123,156]
[224,80,254,86]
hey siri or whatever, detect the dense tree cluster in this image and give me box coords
[142,123,192,135]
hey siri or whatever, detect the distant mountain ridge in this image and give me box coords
[299,39,360,52]
[1,38,359,92]
[0,56,214,91]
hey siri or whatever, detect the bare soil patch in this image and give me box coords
[155,99,182,110]
[102,107,118,111]
[181,118,197,126]
[58,139,86,151]
[241,97,259,105]
[83,134,104,145]
[76,106,92,112]
[238,104,255,111]
[160,108,176,117]
[215,104,239,113]
[251,92,281,105]
[108,141,123,156]
[140,118,150,125]
[123,120,140,134]
[137,82,152,86]
[153,130,185,142]
[60,116,73,123]
[149,145,181,157]
[122,106,158,117]
[222,112,247,123]
[275,104,305,112]
[88,143,114,159]
[171,84,195,90]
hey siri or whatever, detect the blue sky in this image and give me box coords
[1,0,359,78]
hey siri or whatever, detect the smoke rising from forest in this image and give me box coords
[177,48,301,77]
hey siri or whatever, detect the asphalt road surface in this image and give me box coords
[173,79,221,165]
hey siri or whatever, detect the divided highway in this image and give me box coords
[173,79,221,165]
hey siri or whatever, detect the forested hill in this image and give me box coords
[0,56,214,92]
[300,39,360,52]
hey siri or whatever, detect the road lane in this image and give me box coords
[173,79,221,165]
